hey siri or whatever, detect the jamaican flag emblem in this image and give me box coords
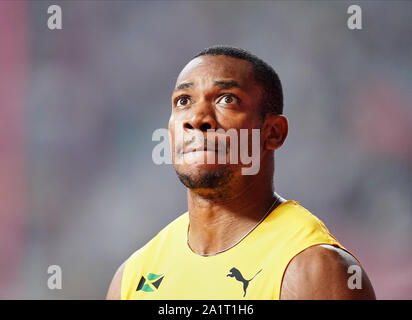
[136,273,164,292]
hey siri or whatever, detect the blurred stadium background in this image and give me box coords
[0,0,411,299]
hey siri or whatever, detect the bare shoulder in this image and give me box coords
[106,261,127,300]
[280,244,376,300]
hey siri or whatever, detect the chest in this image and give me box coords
[129,253,279,300]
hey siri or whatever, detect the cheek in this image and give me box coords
[168,130,174,150]
[168,113,180,147]
[222,114,262,156]
[217,112,259,131]
[168,112,175,130]
[168,127,177,163]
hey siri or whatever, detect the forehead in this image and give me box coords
[175,55,257,89]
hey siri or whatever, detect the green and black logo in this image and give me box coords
[136,273,164,292]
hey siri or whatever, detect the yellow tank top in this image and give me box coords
[121,200,349,300]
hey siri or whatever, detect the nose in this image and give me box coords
[183,100,217,132]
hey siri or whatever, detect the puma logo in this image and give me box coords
[226,267,262,297]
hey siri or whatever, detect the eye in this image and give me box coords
[175,95,191,108]
[216,94,240,106]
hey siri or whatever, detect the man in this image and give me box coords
[106,46,375,300]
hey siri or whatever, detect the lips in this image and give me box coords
[183,146,205,154]
[183,146,222,154]
[178,135,229,155]
[181,139,229,154]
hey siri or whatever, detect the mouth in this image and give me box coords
[182,146,225,154]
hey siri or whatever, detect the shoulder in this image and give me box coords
[273,200,331,233]
[106,261,126,300]
[105,212,188,300]
[280,244,376,300]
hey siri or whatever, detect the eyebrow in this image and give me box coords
[214,80,242,89]
[174,82,194,91]
[174,80,243,92]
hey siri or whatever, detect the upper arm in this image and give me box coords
[106,261,126,300]
[280,244,376,300]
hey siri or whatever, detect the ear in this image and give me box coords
[262,114,288,151]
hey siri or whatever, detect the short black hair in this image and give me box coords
[193,45,283,116]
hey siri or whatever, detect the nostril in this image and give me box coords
[184,123,194,130]
[200,123,212,132]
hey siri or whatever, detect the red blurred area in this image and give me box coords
[0,1,27,297]
[349,81,412,161]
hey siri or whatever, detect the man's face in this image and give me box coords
[169,55,264,190]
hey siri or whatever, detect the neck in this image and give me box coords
[186,160,281,256]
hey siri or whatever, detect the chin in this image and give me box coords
[174,164,233,190]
